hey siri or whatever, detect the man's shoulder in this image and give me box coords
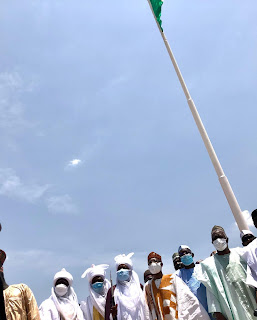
[201,255,215,266]
[40,297,55,309]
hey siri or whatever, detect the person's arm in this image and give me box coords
[23,284,40,320]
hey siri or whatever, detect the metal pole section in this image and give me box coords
[147,0,249,231]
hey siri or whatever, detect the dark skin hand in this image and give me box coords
[211,230,230,255]
[111,264,130,317]
[145,274,153,282]
[242,234,256,247]
[179,248,195,269]
[148,257,163,280]
[213,312,227,320]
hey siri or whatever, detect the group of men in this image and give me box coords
[1,210,257,320]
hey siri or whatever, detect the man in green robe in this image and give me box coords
[197,225,257,320]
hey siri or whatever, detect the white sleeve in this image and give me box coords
[206,289,221,314]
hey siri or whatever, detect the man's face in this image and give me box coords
[148,257,162,266]
[117,264,130,271]
[91,275,104,284]
[173,257,183,270]
[55,278,69,287]
[211,230,228,243]
[242,234,256,247]
[179,248,192,257]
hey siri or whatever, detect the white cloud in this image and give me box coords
[46,194,78,215]
[0,168,49,202]
[68,159,82,167]
[0,72,36,132]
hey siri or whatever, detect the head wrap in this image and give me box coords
[178,245,191,253]
[172,252,180,260]
[80,264,110,318]
[148,252,162,262]
[240,230,254,240]
[81,264,109,283]
[0,250,6,267]
[211,225,227,237]
[114,253,147,320]
[53,268,73,287]
[51,268,84,320]
[114,252,134,270]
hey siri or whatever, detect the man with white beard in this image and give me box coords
[39,268,84,320]
[80,264,110,320]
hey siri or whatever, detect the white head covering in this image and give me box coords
[114,252,134,270]
[240,230,254,240]
[81,264,109,282]
[114,253,147,320]
[80,264,110,319]
[178,245,191,253]
[51,268,83,320]
[54,268,73,286]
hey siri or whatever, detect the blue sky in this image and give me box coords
[0,0,257,305]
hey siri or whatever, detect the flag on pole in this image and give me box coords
[149,0,163,30]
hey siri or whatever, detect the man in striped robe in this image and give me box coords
[144,252,210,320]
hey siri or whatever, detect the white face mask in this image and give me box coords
[149,262,162,275]
[55,284,69,297]
[213,238,227,252]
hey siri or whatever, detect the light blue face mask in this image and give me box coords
[117,269,131,282]
[91,281,104,294]
[180,254,194,266]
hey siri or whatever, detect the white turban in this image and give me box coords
[240,230,254,240]
[53,268,73,286]
[114,252,134,270]
[81,264,109,283]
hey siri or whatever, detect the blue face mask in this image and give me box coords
[92,281,104,294]
[180,254,194,266]
[117,269,131,282]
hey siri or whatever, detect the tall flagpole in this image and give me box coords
[147,0,249,231]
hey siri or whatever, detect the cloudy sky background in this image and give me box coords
[0,0,257,304]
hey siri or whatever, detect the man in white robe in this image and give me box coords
[105,252,148,320]
[39,268,84,320]
[80,264,110,320]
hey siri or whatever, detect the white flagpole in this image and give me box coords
[147,0,249,231]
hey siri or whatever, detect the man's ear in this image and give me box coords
[226,237,229,243]
[161,262,163,267]
[192,253,194,258]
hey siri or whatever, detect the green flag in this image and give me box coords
[150,0,163,30]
